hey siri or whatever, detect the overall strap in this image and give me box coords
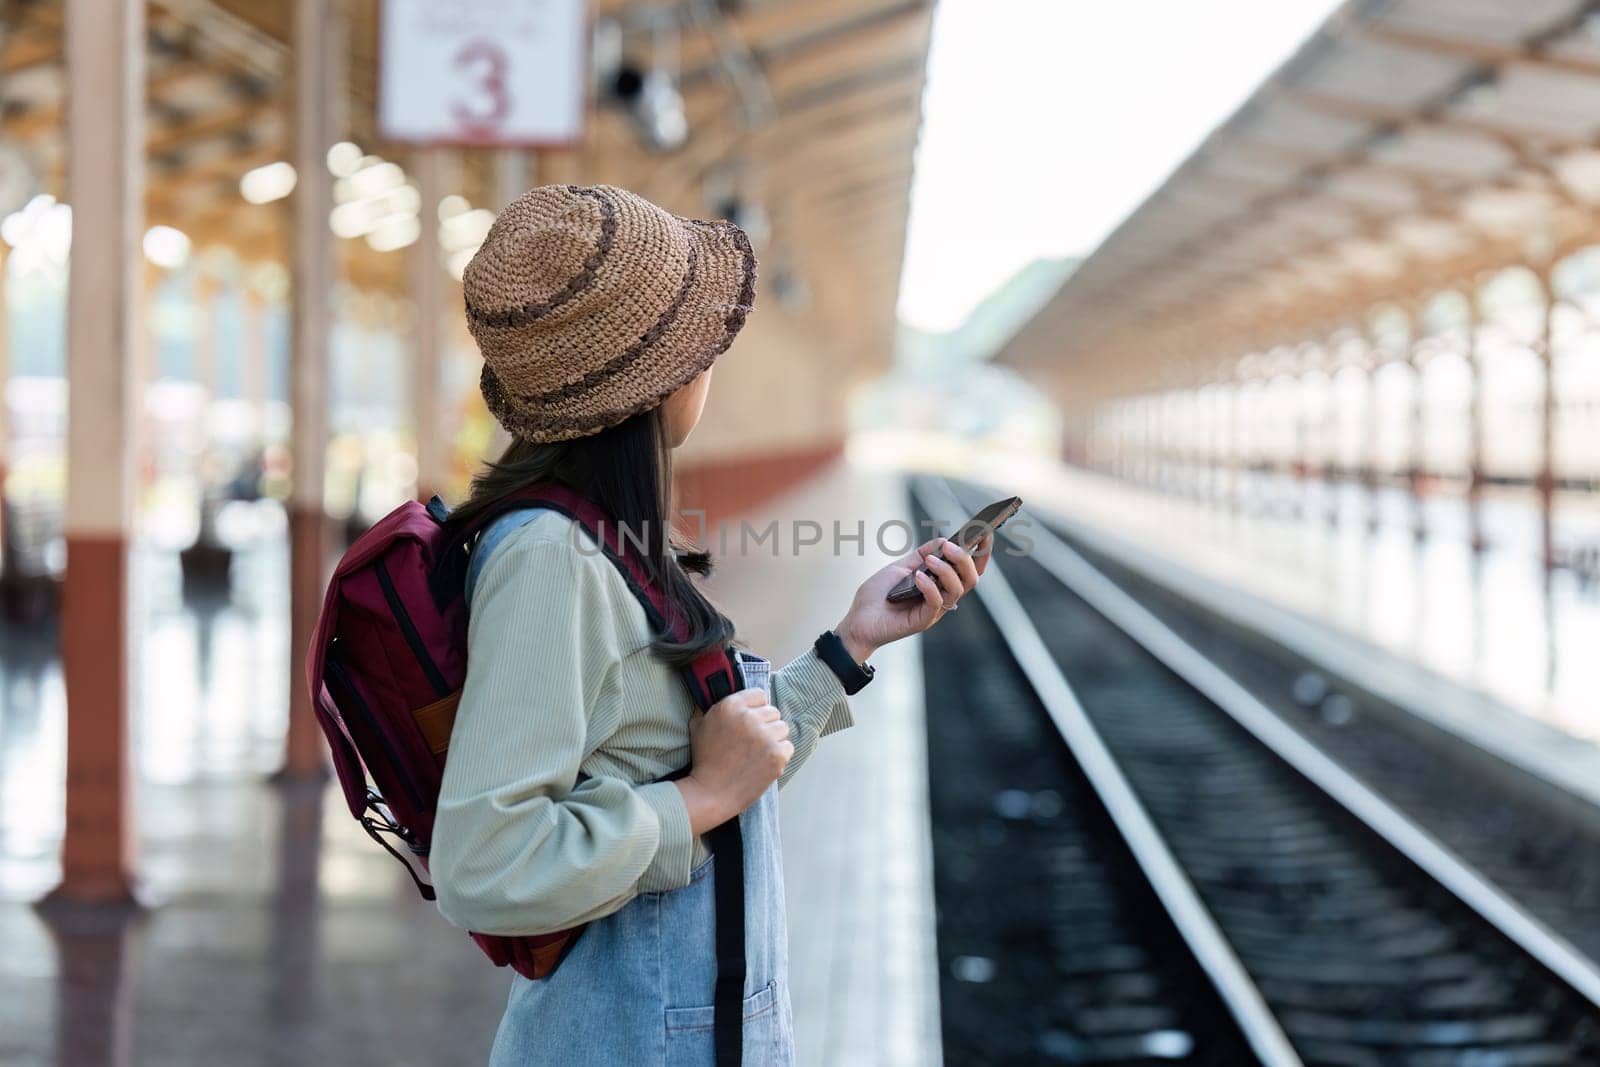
[682,648,746,1067]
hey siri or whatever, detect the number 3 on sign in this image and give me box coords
[452,39,510,137]
[379,0,584,145]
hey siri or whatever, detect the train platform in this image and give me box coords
[991,456,1600,814]
[703,460,941,1067]
[0,460,942,1066]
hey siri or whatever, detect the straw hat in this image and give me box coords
[462,183,757,443]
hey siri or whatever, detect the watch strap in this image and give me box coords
[814,630,874,695]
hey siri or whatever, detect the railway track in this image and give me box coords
[915,477,1600,1066]
[1017,517,1600,972]
[919,547,1265,1065]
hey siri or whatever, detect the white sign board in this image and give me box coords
[379,0,587,146]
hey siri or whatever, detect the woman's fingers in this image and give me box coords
[914,569,942,613]
[898,536,948,572]
[925,553,965,606]
[942,541,981,590]
[711,687,766,714]
[970,533,994,576]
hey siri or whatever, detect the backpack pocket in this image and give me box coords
[411,690,462,757]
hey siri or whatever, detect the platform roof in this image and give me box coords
[1003,0,1600,410]
[0,0,931,365]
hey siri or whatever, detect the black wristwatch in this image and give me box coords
[814,630,875,695]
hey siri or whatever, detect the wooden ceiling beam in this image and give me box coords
[3,25,61,75]
[4,55,274,141]
[147,95,281,155]
[779,53,926,116]
[678,0,926,74]
[146,142,284,217]
[763,112,916,167]
[761,143,917,200]
[191,0,291,50]
[1229,140,1481,198]
[1285,88,1589,155]
[1349,21,1600,81]
[761,8,930,103]
[678,6,927,123]
[656,74,920,208]
[767,82,921,145]
[785,170,911,208]
[779,184,912,232]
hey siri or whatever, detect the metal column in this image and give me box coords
[410,149,446,501]
[1409,332,1427,542]
[482,151,534,458]
[1466,293,1486,553]
[282,0,341,780]
[1537,272,1557,574]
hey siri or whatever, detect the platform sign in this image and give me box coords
[378,0,587,146]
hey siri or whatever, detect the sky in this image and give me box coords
[896,0,1346,333]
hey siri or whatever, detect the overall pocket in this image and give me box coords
[663,979,786,1066]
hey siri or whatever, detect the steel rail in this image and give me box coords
[912,477,1304,1067]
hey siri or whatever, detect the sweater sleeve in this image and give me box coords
[429,532,696,936]
[770,647,854,789]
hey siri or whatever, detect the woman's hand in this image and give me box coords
[833,534,990,663]
[674,688,792,834]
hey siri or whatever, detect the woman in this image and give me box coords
[429,184,987,1066]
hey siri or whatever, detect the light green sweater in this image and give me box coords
[431,509,853,937]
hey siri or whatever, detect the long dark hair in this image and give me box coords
[446,407,735,668]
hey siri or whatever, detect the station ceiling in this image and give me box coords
[0,0,931,371]
[1003,0,1600,411]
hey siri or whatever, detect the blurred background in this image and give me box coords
[6,0,1600,1064]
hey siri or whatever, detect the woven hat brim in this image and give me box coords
[480,216,756,444]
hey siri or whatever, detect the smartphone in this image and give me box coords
[887,495,1022,604]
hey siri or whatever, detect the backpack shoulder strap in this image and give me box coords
[443,483,744,706]
[682,647,741,711]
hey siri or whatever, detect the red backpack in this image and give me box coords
[305,483,751,1063]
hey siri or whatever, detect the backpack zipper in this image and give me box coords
[374,556,451,699]
[326,656,426,813]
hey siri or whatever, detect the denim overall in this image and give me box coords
[487,784,793,1066]
[469,509,797,1066]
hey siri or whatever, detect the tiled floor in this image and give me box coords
[2,513,514,1066]
[1,466,944,1066]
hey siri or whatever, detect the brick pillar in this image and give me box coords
[46,0,145,907]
